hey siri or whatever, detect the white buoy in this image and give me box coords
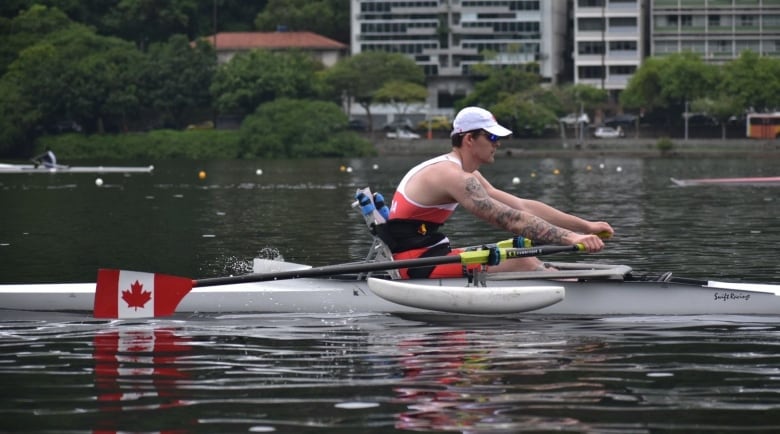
[616,166,623,172]
[372,164,379,170]
[346,166,353,173]
[95,178,103,186]
[255,168,263,175]
[512,177,520,185]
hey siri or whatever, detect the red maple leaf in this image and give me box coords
[121,280,152,311]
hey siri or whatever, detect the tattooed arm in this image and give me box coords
[453,173,605,252]
[473,171,614,237]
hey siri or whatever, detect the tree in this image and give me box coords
[140,34,216,128]
[100,0,200,48]
[492,91,558,137]
[254,0,349,43]
[720,50,780,113]
[374,80,428,118]
[44,29,145,133]
[0,4,77,76]
[239,98,373,158]
[658,51,717,108]
[324,51,425,133]
[622,52,717,130]
[459,63,541,109]
[210,49,324,116]
[621,56,665,113]
[691,94,742,140]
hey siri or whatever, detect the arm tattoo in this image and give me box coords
[463,177,571,244]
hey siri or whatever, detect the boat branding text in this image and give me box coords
[713,292,750,302]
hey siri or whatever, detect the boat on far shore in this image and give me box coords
[671,176,780,186]
[0,163,154,174]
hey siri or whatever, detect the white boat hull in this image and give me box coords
[2,271,780,316]
[0,163,154,174]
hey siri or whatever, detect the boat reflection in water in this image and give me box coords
[392,329,611,431]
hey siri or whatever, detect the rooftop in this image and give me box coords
[203,31,347,51]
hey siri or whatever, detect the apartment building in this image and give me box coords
[350,0,567,111]
[573,0,646,102]
[651,0,780,62]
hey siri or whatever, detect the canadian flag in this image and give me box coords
[94,269,192,318]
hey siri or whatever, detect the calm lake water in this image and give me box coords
[1,154,780,432]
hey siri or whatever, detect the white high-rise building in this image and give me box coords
[351,1,568,112]
[573,0,646,102]
[650,0,780,62]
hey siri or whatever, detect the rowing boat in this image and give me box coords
[671,176,780,187]
[0,163,154,174]
[2,259,779,317]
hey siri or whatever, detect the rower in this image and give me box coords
[32,148,57,169]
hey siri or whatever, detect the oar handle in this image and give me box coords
[497,232,611,249]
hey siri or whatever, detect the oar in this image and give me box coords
[94,244,583,319]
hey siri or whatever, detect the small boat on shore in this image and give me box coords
[671,176,780,187]
[0,163,154,174]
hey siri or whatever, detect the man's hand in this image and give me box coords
[565,233,605,252]
[586,221,614,239]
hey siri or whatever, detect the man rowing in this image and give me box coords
[31,148,58,169]
[382,106,614,279]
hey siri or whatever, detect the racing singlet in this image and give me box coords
[385,154,481,279]
[389,154,461,223]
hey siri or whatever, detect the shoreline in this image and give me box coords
[374,137,780,158]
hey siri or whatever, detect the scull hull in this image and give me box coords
[2,274,780,316]
[0,163,154,174]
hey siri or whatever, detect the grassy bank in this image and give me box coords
[38,130,243,160]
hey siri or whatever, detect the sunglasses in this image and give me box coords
[474,130,500,143]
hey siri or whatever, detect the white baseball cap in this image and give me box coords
[451,106,513,137]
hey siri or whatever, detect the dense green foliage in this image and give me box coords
[621,51,780,132]
[211,50,324,115]
[323,51,425,133]
[0,1,360,160]
[240,99,374,158]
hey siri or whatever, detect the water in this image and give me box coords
[1,155,780,432]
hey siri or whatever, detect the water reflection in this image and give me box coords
[390,327,612,432]
[93,327,193,432]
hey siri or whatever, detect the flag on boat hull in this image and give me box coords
[95,269,192,318]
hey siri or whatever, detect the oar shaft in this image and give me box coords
[194,245,581,287]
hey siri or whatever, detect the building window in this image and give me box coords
[708,15,720,27]
[609,65,636,75]
[609,41,637,51]
[577,0,605,6]
[578,65,604,79]
[739,15,757,27]
[610,17,637,28]
[578,17,604,31]
[578,41,605,55]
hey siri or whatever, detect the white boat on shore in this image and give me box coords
[0,163,154,174]
[2,258,779,317]
[671,176,780,186]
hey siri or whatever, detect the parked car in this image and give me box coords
[593,126,625,139]
[347,119,367,131]
[604,114,637,128]
[386,129,421,139]
[382,119,415,132]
